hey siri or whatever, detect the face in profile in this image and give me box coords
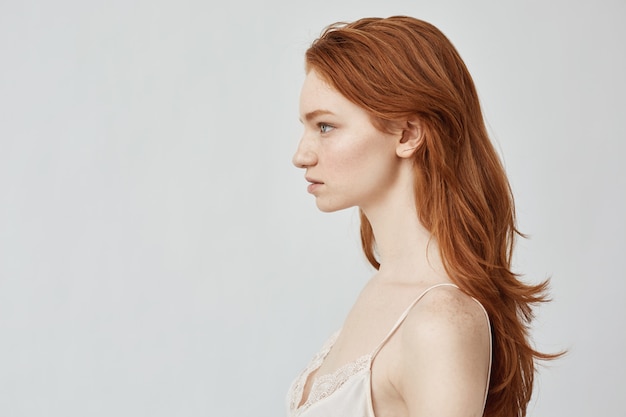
[293,70,404,213]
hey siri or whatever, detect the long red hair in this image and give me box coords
[305,16,559,417]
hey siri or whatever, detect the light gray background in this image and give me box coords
[1,0,624,416]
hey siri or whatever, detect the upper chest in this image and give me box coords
[304,282,427,397]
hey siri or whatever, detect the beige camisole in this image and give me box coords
[286,283,492,417]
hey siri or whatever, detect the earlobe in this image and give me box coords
[396,119,424,158]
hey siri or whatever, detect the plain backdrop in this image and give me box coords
[1,0,624,416]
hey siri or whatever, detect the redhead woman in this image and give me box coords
[287,16,558,417]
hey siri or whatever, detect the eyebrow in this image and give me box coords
[299,109,335,123]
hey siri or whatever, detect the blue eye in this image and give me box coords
[318,123,334,133]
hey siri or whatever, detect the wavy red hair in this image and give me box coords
[305,16,560,417]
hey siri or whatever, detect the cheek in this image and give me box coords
[323,131,397,179]
[332,150,371,181]
[350,139,396,171]
[322,140,362,171]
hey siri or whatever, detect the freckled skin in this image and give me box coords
[293,70,402,213]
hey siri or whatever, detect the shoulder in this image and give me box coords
[395,285,491,416]
[400,284,490,360]
[403,285,489,341]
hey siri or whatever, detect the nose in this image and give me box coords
[292,134,317,169]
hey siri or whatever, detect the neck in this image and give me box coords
[361,171,448,285]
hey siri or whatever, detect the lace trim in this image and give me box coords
[288,332,337,413]
[287,331,372,415]
[303,354,370,410]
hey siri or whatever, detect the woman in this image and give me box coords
[287,16,558,417]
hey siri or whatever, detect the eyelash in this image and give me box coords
[318,123,334,134]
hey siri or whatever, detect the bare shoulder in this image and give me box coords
[402,285,489,339]
[395,285,491,416]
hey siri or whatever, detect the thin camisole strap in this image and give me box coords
[370,283,460,359]
[369,282,493,410]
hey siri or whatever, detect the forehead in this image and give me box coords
[299,70,348,115]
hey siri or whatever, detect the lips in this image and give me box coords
[305,176,323,185]
[305,176,323,194]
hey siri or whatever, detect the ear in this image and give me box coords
[396,119,424,158]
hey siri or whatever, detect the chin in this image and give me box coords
[314,199,352,213]
[316,206,340,213]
